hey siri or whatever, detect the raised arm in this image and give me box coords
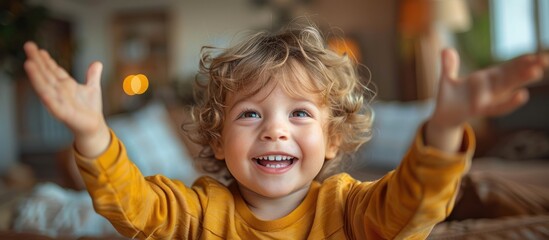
[347,49,549,239]
[427,49,549,153]
[23,42,206,239]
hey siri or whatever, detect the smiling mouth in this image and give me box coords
[253,155,297,169]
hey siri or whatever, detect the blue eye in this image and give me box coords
[238,110,261,119]
[291,110,311,118]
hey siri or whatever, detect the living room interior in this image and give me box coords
[1,0,548,238]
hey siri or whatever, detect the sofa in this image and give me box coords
[1,99,548,239]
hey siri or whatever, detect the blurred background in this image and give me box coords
[0,0,549,238]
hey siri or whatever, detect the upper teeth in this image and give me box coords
[256,155,293,161]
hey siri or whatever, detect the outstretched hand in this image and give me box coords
[432,48,548,126]
[24,41,110,157]
[427,48,549,152]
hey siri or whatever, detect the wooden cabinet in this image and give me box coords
[107,10,169,115]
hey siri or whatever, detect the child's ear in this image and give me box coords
[211,141,225,160]
[325,135,341,160]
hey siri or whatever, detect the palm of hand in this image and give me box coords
[50,76,104,134]
[23,42,105,136]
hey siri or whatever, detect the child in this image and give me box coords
[23,23,548,239]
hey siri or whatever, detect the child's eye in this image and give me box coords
[238,110,261,119]
[290,110,311,118]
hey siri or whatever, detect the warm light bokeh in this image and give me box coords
[328,37,361,63]
[123,74,149,95]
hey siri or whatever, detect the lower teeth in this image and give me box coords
[256,159,294,168]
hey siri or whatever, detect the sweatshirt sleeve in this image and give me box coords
[74,129,206,239]
[345,123,475,239]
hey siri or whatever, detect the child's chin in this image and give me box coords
[254,183,310,199]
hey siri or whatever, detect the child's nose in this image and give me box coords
[260,121,289,141]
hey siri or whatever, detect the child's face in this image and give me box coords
[212,74,338,199]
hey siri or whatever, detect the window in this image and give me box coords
[490,0,548,60]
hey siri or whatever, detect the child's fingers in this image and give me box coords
[25,60,73,121]
[39,50,70,80]
[24,61,54,97]
[489,53,548,93]
[506,54,545,80]
[25,42,70,85]
[24,62,63,117]
[539,52,549,67]
[23,42,43,67]
[25,44,50,74]
[484,89,529,116]
[36,57,62,88]
[24,44,57,86]
[441,48,460,81]
[85,61,103,88]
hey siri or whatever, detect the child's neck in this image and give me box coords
[237,183,312,221]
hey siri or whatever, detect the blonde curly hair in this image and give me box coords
[185,22,375,181]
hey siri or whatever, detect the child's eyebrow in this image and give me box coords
[226,96,322,114]
[290,98,322,108]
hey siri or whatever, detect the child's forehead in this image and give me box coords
[226,80,322,106]
[225,62,326,107]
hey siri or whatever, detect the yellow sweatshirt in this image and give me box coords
[75,125,474,239]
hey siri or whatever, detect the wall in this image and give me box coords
[17,0,270,152]
[30,0,400,100]
[29,0,270,88]
[311,0,400,100]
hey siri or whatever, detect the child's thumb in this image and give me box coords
[86,61,103,87]
[441,48,460,82]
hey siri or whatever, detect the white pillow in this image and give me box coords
[107,101,200,186]
[356,100,435,170]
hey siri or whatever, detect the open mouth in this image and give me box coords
[253,155,297,169]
